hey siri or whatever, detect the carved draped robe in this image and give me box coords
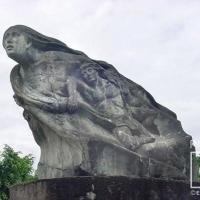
[10,51,191,179]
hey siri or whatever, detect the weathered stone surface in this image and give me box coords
[10,177,195,200]
[3,25,193,179]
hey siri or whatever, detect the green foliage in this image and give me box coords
[196,156,200,181]
[0,145,37,200]
[196,156,200,166]
[193,155,200,182]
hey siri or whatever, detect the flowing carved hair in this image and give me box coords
[3,25,87,56]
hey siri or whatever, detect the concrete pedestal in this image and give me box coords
[10,176,196,200]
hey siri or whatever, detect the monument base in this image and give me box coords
[10,176,196,200]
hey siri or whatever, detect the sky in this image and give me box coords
[0,0,200,168]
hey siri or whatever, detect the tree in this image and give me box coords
[0,145,37,200]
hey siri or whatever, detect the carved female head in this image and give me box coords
[3,25,87,62]
[3,26,33,62]
[80,62,105,86]
[4,25,68,51]
[80,63,98,84]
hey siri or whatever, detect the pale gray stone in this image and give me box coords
[3,25,193,179]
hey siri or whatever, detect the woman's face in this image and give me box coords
[3,29,31,62]
[80,66,98,85]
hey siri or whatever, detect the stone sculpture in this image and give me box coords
[3,25,192,179]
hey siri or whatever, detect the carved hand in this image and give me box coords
[66,95,78,113]
[41,101,58,112]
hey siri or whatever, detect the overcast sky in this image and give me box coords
[0,0,200,168]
